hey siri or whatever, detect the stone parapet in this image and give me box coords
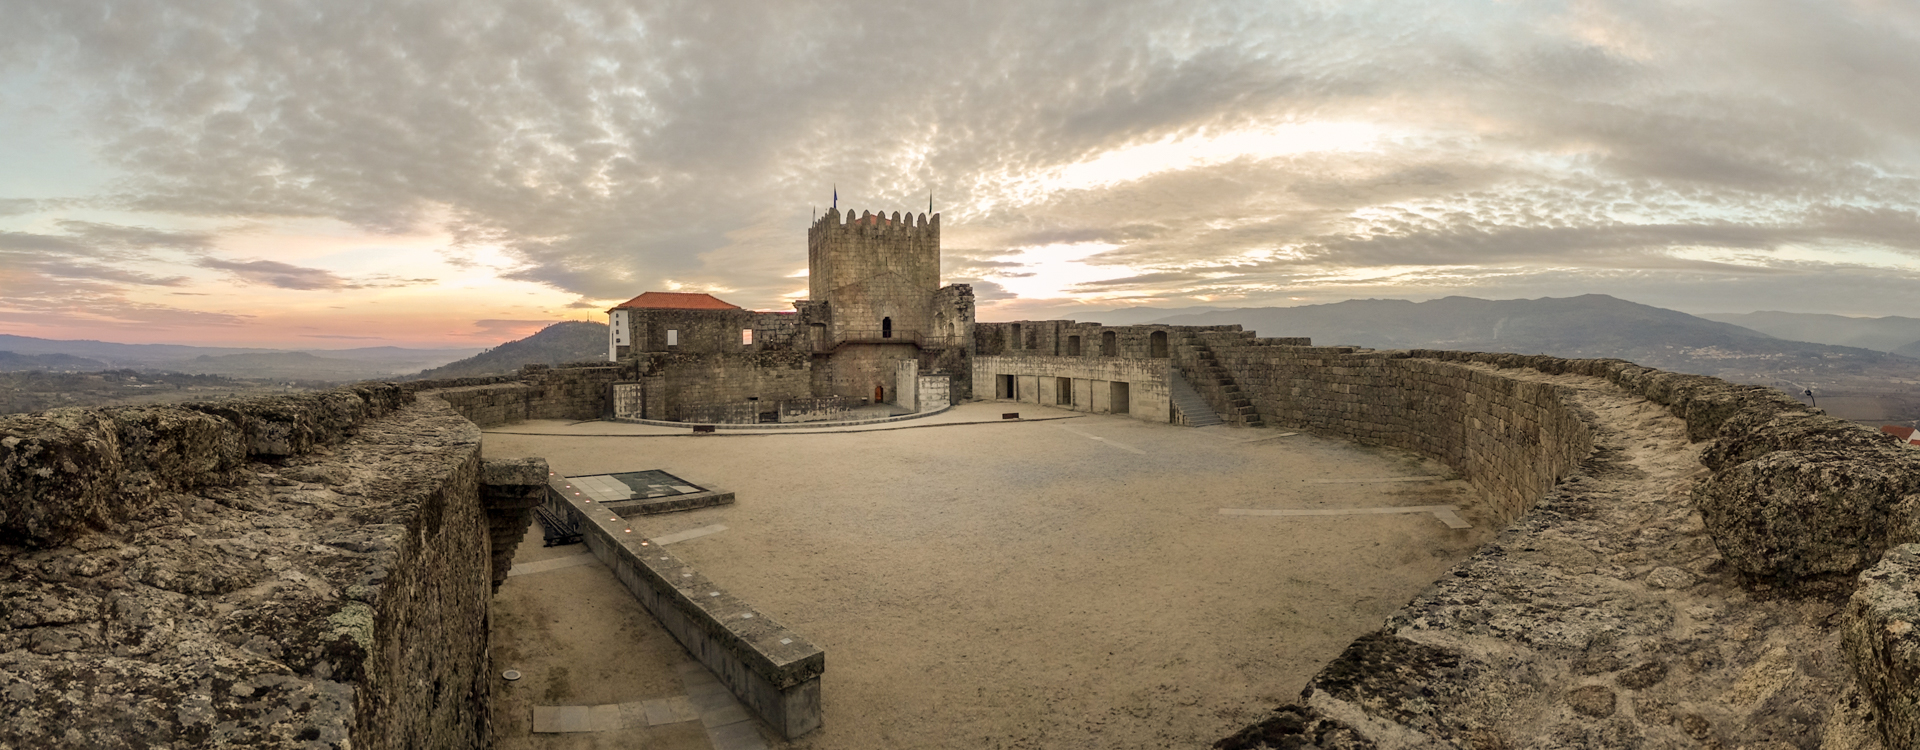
[550,478,824,739]
[0,394,493,749]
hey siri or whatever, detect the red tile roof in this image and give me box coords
[611,292,742,311]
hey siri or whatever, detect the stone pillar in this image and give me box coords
[480,457,551,592]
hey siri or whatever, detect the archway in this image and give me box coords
[882,317,893,339]
[1101,330,1117,356]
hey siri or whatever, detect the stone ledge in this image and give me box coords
[549,478,823,739]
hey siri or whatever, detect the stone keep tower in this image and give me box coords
[808,207,940,348]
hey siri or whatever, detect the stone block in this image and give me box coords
[482,457,550,487]
[1695,449,1920,582]
[1844,544,1920,748]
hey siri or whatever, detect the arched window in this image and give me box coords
[1101,330,1116,356]
[882,317,893,338]
[1150,330,1167,358]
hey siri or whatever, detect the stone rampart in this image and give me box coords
[1204,345,1594,527]
[1207,345,1917,748]
[0,389,498,748]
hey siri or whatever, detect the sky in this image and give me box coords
[2,0,1918,348]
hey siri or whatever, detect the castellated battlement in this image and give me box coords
[806,207,939,240]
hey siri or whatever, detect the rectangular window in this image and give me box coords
[667,329,678,346]
[742,328,753,346]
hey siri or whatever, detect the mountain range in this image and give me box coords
[0,334,485,380]
[1697,311,1920,355]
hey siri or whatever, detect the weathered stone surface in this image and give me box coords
[1843,543,1920,749]
[1701,409,1898,472]
[1695,449,1920,582]
[0,386,416,547]
[0,396,489,749]
[1218,365,1869,749]
[481,456,549,487]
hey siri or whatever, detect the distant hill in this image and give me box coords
[1697,311,1920,353]
[1144,294,1910,377]
[156,351,409,380]
[0,351,110,372]
[411,322,609,379]
[0,333,482,371]
[1070,306,1239,326]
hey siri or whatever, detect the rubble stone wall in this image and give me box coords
[0,388,497,749]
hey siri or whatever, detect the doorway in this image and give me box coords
[1110,381,1130,415]
[875,384,886,404]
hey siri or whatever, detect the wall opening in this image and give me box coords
[1010,324,1022,349]
[1111,381,1130,414]
[1067,336,1081,356]
[996,374,1015,400]
[875,384,885,403]
[882,317,892,339]
[1101,330,1116,356]
[667,329,679,347]
[1150,331,1167,358]
[1057,377,1073,406]
[742,329,754,346]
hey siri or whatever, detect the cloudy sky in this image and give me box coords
[2,1,1917,347]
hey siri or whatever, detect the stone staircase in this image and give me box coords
[1168,371,1224,427]
[1173,333,1265,428]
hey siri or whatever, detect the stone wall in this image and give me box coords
[972,354,1173,423]
[817,343,920,403]
[616,308,799,355]
[916,374,950,413]
[422,364,627,428]
[650,352,813,420]
[1207,347,1919,748]
[1208,345,1594,526]
[0,389,499,748]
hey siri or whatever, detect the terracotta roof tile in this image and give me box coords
[611,292,742,311]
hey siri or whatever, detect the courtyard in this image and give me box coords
[482,402,1497,749]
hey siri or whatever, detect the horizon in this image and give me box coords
[5,2,1918,347]
[3,293,1911,352]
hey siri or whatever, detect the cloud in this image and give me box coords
[3,0,1919,320]
[196,258,354,290]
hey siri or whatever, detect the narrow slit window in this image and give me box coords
[882,317,893,338]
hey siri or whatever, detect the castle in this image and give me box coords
[604,207,976,423]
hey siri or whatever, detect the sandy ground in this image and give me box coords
[483,403,1498,749]
[491,522,722,750]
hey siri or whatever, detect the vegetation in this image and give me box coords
[410,321,609,379]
